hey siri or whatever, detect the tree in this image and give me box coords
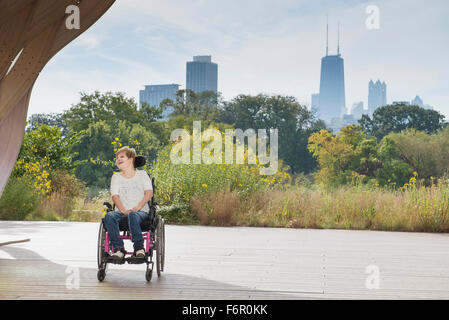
[27,112,68,136]
[308,127,363,186]
[59,91,165,188]
[359,104,445,140]
[17,124,84,173]
[160,89,222,121]
[219,94,326,173]
[62,91,163,133]
[383,127,449,181]
[73,120,161,189]
[308,125,411,188]
[376,136,412,187]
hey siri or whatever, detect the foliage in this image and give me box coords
[13,157,52,197]
[46,169,87,219]
[230,177,449,232]
[62,91,163,133]
[161,89,222,121]
[375,137,412,188]
[218,94,326,174]
[149,128,291,210]
[2,122,87,221]
[384,126,449,181]
[0,176,39,220]
[73,120,160,188]
[27,112,68,135]
[18,124,84,173]
[359,104,446,140]
[17,90,449,232]
[308,125,411,188]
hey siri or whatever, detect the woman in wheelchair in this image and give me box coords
[104,146,153,260]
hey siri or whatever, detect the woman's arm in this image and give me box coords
[131,189,153,212]
[112,195,130,215]
[110,173,130,214]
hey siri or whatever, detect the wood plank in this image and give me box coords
[1,222,449,299]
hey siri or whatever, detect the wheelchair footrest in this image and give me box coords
[105,255,147,265]
[107,256,126,265]
[126,256,146,264]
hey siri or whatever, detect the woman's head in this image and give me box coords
[115,146,136,171]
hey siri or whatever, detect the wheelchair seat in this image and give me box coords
[118,215,153,232]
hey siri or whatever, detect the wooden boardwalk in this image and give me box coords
[1,221,449,299]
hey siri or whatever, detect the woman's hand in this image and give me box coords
[131,206,141,212]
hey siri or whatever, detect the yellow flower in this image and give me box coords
[115,137,119,141]
[413,171,418,176]
[201,184,207,188]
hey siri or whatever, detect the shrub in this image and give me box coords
[0,177,39,220]
[156,203,194,224]
[47,169,87,219]
[190,187,240,225]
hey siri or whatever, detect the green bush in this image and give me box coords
[157,203,195,224]
[0,177,39,220]
[48,169,87,219]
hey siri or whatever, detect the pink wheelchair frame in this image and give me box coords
[104,230,153,256]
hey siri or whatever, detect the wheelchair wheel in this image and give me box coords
[161,218,165,272]
[155,215,162,277]
[97,221,107,269]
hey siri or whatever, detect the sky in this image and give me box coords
[28,0,449,118]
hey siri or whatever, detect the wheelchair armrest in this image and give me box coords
[103,202,113,212]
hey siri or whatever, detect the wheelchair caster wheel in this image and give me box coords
[97,269,106,282]
[146,268,152,282]
[146,262,153,282]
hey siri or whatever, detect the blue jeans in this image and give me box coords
[104,210,149,250]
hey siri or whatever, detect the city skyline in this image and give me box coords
[27,0,449,120]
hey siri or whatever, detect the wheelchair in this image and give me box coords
[96,156,165,282]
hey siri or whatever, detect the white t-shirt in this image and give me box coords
[110,170,153,213]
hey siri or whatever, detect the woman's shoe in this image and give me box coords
[111,248,125,259]
[135,248,145,258]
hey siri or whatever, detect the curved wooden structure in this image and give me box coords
[0,0,115,196]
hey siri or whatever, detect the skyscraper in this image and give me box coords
[318,21,346,124]
[411,95,423,107]
[186,55,218,94]
[139,83,180,120]
[351,101,365,120]
[368,80,387,115]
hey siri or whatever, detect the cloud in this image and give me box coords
[28,0,449,119]
[71,33,101,49]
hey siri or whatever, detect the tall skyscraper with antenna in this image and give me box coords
[317,19,346,124]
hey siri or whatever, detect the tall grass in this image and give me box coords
[190,178,449,232]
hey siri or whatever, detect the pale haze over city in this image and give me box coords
[29,0,449,119]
